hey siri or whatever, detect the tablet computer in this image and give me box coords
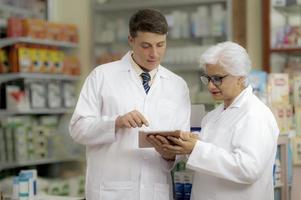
[138,130,181,148]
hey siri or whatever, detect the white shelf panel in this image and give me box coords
[273,4,301,15]
[4,195,84,200]
[0,157,83,171]
[0,108,74,116]
[163,63,201,72]
[95,0,228,12]
[0,4,37,17]
[0,37,78,49]
[274,183,284,189]
[0,73,80,83]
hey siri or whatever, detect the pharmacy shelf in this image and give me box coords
[273,4,301,16]
[94,0,228,12]
[0,73,80,83]
[0,157,84,171]
[0,37,78,49]
[0,19,6,28]
[0,4,37,17]
[0,108,73,116]
[4,195,84,200]
[164,63,201,72]
[274,183,284,189]
[271,46,301,53]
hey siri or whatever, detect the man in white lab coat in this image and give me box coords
[69,9,191,200]
[162,42,279,200]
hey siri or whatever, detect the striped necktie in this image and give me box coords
[141,72,151,94]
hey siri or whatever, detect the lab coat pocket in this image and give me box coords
[100,181,134,200]
[154,183,169,200]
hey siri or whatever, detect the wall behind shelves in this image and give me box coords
[247,0,262,70]
[49,0,92,84]
[49,0,262,78]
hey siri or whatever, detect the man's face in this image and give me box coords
[128,31,166,71]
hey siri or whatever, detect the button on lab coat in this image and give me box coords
[69,52,191,200]
[187,86,279,200]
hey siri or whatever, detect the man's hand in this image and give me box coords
[146,135,176,161]
[162,132,198,155]
[115,110,149,130]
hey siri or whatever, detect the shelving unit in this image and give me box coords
[0,2,84,198]
[0,157,83,171]
[91,0,246,104]
[0,72,79,83]
[0,37,78,49]
[262,0,301,72]
[275,135,290,200]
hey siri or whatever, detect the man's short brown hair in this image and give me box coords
[129,8,168,38]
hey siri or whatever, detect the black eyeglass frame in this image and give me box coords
[200,74,229,86]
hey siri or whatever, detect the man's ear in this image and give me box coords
[128,36,133,45]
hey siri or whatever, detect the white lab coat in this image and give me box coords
[69,52,191,200]
[187,86,279,200]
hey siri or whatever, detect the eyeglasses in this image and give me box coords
[200,74,229,86]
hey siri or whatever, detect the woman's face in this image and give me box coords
[204,64,245,108]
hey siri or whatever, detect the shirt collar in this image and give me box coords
[121,51,169,79]
[226,85,253,109]
[130,51,158,80]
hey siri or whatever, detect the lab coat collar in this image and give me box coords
[226,85,253,109]
[121,51,170,79]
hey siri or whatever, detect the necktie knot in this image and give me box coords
[141,72,151,94]
[141,72,151,82]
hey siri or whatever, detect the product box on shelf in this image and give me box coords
[9,44,32,73]
[5,84,30,112]
[293,76,301,106]
[62,24,79,43]
[47,81,62,108]
[62,82,76,108]
[270,104,293,134]
[40,48,51,73]
[30,48,43,73]
[28,82,47,109]
[267,73,289,105]
[22,18,46,39]
[0,49,9,73]
[46,22,64,41]
[50,50,64,74]
[64,56,81,75]
[7,17,23,38]
[295,106,301,136]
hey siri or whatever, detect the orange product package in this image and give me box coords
[63,24,79,43]
[63,56,81,75]
[0,49,10,73]
[22,18,46,39]
[7,17,23,38]
[46,22,64,41]
[9,44,32,73]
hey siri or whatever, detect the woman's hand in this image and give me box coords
[162,132,198,155]
[146,135,176,161]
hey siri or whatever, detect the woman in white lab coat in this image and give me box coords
[163,42,279,200]
[69,9,190,200]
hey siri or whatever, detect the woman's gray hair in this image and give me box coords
[200,41,252,86]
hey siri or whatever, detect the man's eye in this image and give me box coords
[141,44,150,48]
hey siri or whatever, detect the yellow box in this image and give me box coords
[18,47,32,72]
[0,49,9,73]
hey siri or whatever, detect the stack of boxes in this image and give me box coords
[0,116,83,166]
[0,17,81,76]
[172,160,194,200]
